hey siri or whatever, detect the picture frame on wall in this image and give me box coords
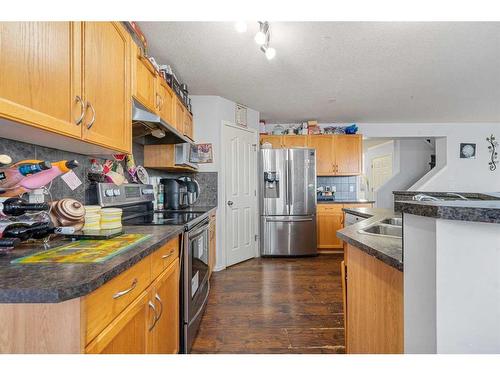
[236,104,247,128]
[190,143,214,163]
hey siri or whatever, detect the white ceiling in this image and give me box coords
[138,22,500,123]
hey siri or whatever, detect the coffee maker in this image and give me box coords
[160,177,199,210]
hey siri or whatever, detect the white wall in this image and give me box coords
[191,95,259,271]
[358,123,500,192]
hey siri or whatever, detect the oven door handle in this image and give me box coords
[188,223,209,238]
[189,279,210,325]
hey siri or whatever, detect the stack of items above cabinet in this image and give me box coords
[131,42,194,141]
[260,134,362,176]
[0,22,132,154]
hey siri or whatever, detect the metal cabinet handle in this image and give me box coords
[86,102,96,129]
[162,250,174,259]
[112,278,138,299]
[148,300,158,331]
[74,96,85,125]
[154,293,163,322]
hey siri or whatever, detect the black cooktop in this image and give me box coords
[124,211,206,226]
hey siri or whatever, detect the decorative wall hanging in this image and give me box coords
[459,143,476,159]
[190,144,213,164]
[486,134,498,171]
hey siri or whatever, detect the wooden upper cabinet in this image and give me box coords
[157,79,175,126]
[334,134,362,175]
[307,135,335,175]
[0,22,82,138]
[147,261,180,354]
[282,135,308,148]
[132,42,158,113]
[260,135,283,148]
[184,111,194,140]
[175,97,185,132]
[82,22,131,153]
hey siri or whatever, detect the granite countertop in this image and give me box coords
[0,206,217,303]
[393,190,500,200]
[399,200,500,224]
[317,199,375,205]
[337,207,403,271]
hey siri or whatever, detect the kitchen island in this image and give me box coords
[337,207,403,354]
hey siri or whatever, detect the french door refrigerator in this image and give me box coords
[259,148,317,256]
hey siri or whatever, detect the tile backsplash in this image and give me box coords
[317,176,358,201]
[0,137,217,207]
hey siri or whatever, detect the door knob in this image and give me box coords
[227,201,234,206]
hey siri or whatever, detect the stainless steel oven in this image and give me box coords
[182,217,210,353]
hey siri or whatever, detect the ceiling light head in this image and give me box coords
[235,21,247,33]
[254,21,269,45]
[265,47,276,60]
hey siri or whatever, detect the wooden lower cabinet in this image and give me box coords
[86,252,180,354]
[0,236,181,354]
[344,244,403,354]
[317,203,373,251]
[317,204,344,249]
[86,291,150,354]
[148,262,180,354]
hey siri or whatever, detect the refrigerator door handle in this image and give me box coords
[265,217,314,223]
[287,157,293,214]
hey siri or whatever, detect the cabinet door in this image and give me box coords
[175,97,185,133]
[132,42,158,113]
[184,111,194,140]
[307,135,334,175]
[282,135,308,148]
[334,135,362,175]
[0,22,82,138]
[148,261,180,354]
[317,205,344,249]
[82,22,131,153]
[85,291,150,354]
[158,80,175,126]
[260,135,283,148]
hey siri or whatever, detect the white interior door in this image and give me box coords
[224,124,258,267]
[371,154,393,193]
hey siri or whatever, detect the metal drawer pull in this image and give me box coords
[148,301,158,331]
[162,250,174,259]
[154,293,163,321]
[74,96,85,125]
[112,278,138,299]
[86,101,96,129]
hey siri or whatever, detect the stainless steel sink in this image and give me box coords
[379,218,403,226]
[358,224,402,238]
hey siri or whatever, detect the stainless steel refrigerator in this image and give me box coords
[259,148,317,256]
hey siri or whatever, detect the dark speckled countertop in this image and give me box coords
[399,200,500,224]
[0,207,217,303]
[337,207,403,271]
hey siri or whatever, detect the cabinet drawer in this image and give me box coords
[317,204,344,213]
[151,236,180,280]
[84,256,151,344]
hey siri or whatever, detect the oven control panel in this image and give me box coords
[94,183,155,207]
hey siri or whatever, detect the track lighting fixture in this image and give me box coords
[235,21,276,60]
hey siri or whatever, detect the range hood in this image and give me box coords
[132,98,193,145]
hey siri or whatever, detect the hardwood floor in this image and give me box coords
[191,254,345,354]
